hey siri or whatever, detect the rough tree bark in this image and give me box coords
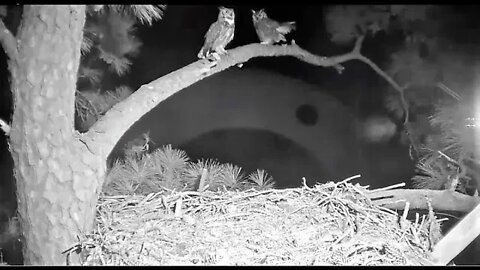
[3,6,104,265]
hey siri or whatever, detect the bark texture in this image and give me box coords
[7,6,104,265]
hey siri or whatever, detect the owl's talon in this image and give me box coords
[205,58,217,67]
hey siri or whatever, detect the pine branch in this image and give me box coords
[0,17,18,61]
[436,82,461,101]
[129,5,165,25]
[79,40,408,162]
[107,5,165,26]
[75,90,100,122]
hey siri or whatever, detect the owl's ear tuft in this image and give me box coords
[218,6,225,10]
[251,9,256,14]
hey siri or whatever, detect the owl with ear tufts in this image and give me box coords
[252,9,296,45]
[197,6,235,60]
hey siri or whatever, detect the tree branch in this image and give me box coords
[367,188,480,213]
[80,38,410,164]
[340,35,410,126]
[325,36,410,125]
[0,17,18,61]
[80,42,367,160]
[355,54,410,124]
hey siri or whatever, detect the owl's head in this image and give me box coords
[251,9,268,23]
[218,6,235,25]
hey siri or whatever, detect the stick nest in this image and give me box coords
[67,180,438,266]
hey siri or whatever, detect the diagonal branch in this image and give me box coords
[354,54,410,125]
[322,35,410,126]
[0,17,18,61]
[80,43,361,160]
[80,37,408,164]
[301,36,410,128]
[341,35,410,126]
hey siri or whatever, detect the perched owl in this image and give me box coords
[252,9,296,45]
[197,7,235,60]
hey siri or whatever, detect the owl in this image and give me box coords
[251,9,296,45]
[197,7,235,60]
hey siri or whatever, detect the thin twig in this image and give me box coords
[337,174,362,185]
[354,54,410,125]
[437,151,459,166]
[198,168,208,192]
[174,197,183,217]
[368,182,406,193]
[400,201,410,233]
[436,82,461,101]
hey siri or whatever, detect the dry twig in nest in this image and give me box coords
[67,177,438,266]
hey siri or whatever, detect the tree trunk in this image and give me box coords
[7,6,104,265]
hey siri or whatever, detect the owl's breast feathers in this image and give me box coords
[204,21,222,44]
[254,19,274,35]
[211,21,234,49]
[199,20,234,58]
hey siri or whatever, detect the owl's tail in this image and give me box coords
[276,22,296,34]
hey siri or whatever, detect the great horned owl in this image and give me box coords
[197,7,235,59]
[251,9,296,45]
